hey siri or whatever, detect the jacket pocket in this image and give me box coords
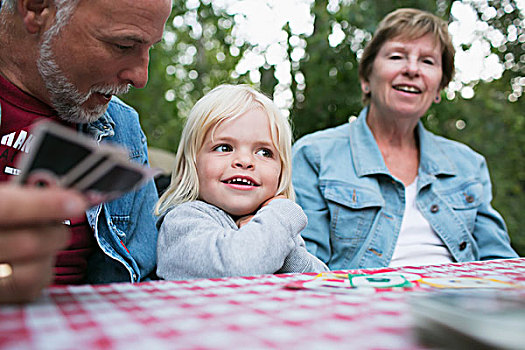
[110,214,131,239]
[128,146,146,163]
[438,181,483,233]
[320,181,384,261]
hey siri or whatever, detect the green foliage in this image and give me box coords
[121,1,252,153]
[292,0,363,136]
[122,0,524,255]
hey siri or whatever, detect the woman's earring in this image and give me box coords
[435,95,441,103]
[363,86,370,93]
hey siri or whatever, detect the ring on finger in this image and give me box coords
[0,263,13,279]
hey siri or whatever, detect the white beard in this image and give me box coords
[36,27,129,124]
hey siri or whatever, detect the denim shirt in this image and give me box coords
[292,108,518,270]
[82,97,159,283]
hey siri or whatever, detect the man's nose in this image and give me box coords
[118,50,150,89]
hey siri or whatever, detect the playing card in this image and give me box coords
[62,153,112,187]
[14,121,157,205]
[15,122,96,188]
[73,155,156,204]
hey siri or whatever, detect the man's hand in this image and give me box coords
[0,185,88,303]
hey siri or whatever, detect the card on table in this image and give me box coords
[410,290,525,349]
[285,272,416,293]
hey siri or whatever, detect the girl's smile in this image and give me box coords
[196,108,282,217]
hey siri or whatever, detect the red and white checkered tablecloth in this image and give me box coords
[1,258,524,350]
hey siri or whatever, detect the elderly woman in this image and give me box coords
[292,8,518,269]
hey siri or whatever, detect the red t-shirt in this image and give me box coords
[0,74,95,284]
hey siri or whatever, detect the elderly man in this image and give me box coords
[0,0,172,303]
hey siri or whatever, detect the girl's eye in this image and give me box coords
[256,148,274,158]
[213,144,232,152]
[389,54,403,60]
[423,58,435,65]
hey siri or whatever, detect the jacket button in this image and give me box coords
[459,242,467,250]
[430,204,439,213]
[465,195,474,203]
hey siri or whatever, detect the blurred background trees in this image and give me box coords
[121,0,525,255]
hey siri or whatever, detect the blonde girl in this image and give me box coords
[155,84,328,280]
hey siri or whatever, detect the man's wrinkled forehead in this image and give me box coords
[76,0,171,40]
[79,0,172,23]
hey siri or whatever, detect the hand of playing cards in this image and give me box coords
[13,121,158,206]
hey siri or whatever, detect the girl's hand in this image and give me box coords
[261,194,286,207]
[235,195,287,228]
[236,215,254,228]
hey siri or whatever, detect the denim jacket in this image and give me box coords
[82,97,159,283]
[292,108,518,270]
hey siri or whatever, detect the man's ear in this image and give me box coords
[18,0,55,34]
[360,80,370,94]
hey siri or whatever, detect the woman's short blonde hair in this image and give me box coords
[358,8,455,105]
[155,84,294,215]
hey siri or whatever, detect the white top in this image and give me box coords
[389,178,453,267]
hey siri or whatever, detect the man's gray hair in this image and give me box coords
[1,0,80,31]
[46,0,81,36]
[0,0,16,29]
[0,0,16,13]
[1,0,80,18]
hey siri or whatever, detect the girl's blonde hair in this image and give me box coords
[155,84,294,215]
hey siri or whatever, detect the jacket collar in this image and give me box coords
[79,106,115,142]
[349,107,389,177]
[349,107,457,179]
[417,121,456,177]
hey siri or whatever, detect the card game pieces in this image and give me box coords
[13,121,158,206]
